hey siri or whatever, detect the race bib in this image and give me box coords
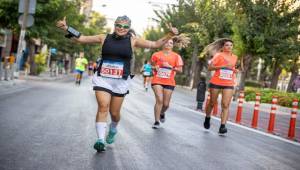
[219,69,233,80]
[100,61,124,79]
[143,71,151,76]
[157,68,172,79]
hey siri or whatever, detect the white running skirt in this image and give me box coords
[92,74,131,96]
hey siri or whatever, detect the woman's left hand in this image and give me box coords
[162,61,172,68]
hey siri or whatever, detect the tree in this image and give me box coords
[230,0,300,90]
[0,0,107,74]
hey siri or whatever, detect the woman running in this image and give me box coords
[56,16,178,152]
[203,38,238,134]
[151,39,183,129]
[141,60,153,91]
[74,52,88,85]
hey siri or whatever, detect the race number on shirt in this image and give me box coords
[157,68,172,79]
[143,71,151,76]
[100,61,124,79]
[219,69,233,80]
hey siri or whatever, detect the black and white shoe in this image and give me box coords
[152,121,160,129]
[219,125,227,134]
[160,113,165,123]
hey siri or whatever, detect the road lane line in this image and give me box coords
[177,104,300,147]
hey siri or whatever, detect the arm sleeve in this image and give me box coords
[84,58,88,65]
[176,54,184,67]
[211,54,221,66]
[151,53,159,64]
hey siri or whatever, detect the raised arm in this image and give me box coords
[134,23,178,49]
[56,17,104,44]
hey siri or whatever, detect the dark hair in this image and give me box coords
[200,38,234,58]
[115,15,131,27]
[144,60,148,64]
[221,39,233,47]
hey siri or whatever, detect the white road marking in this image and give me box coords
[178,105,300,147]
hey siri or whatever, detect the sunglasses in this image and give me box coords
[115,23,130,29]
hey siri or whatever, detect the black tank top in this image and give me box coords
[99,34,132,79]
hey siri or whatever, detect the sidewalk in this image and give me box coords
[19,71,72,81]
[0,79,26,88]
[0,71,73,92]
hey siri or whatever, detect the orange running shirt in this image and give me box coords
[151,51,183,86]
[209,52,238,86]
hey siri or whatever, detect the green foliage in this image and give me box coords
[230,0,300,88]
[245,81,263,88]
[0,0,19,31]
[244,87,300,108]
[0,0,107,61]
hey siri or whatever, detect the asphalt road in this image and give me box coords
[0,76,300,170]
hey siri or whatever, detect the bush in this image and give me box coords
[244,87,300,108]
[245,81,262,88]
[36,65,45,75]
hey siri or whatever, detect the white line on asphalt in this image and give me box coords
[179,105,300,147]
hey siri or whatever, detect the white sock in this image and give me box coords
[96,122,107,140]
[110,121,118,132]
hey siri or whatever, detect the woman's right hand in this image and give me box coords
[154,65,160,71]
[56,16,68,31]
[162,61,172,68]
[222,63,233,69]
[221,58,233,69]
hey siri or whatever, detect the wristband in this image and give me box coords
[65,26,81,38]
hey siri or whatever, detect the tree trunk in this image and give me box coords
[193,59,205,88]
[29,40,37,75]
[188,44,199,88]
[270,59,282,89]
[238,54,253,90]
[287,58,299,92]
[259,63,268,82]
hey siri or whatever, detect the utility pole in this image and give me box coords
[15,0,30,77]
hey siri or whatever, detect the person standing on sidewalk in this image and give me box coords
[57,16,179,152]
[196,76,206,111]
[202,38,238,134]
[150,39,184,129]
[74,52,88,85]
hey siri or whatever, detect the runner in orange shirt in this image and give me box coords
[151,39,184,129]
[203,38,238,134]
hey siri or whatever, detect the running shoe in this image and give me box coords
[93,139,106,152]
[106,129,117,144]
[219,125,227,134]
[203,116,211,129]
[160,113,165,123]
[152,121,160,129]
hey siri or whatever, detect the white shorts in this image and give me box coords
[92,74,130,97]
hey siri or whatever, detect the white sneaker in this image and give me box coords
[152,121,160,129]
